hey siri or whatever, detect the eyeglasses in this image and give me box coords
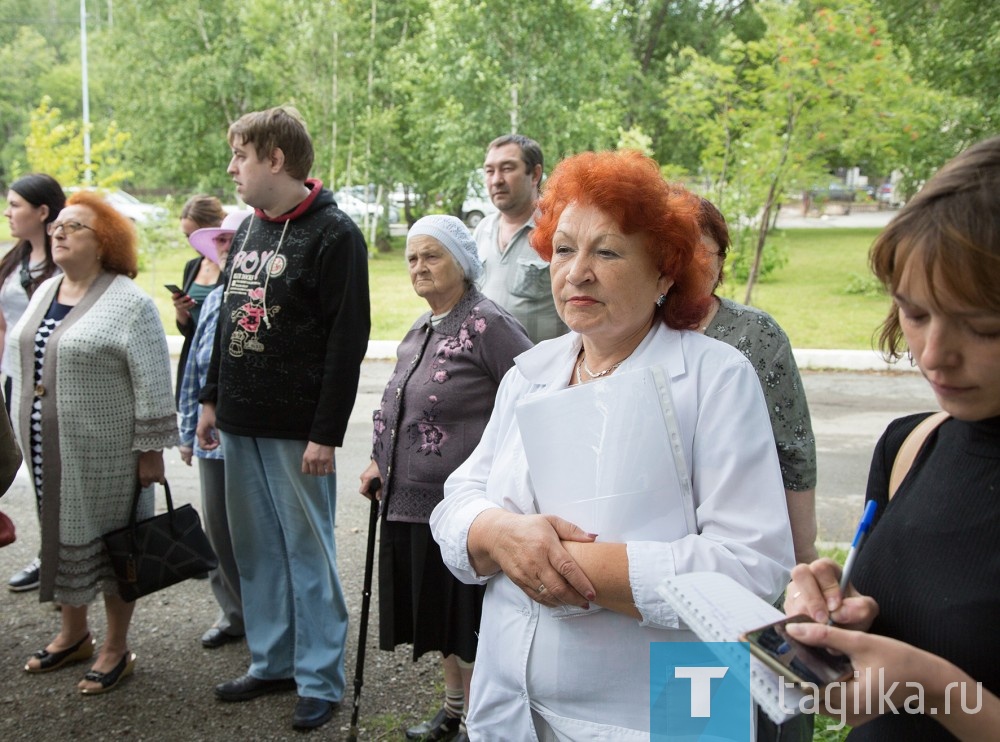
[47,220,96,237]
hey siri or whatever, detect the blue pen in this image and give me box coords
[834,500,878,620]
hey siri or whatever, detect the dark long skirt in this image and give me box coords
[378,518,485,663]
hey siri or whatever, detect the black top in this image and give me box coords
[173,256,202,403]
[201,181,371,446]
[847,413,1000,741]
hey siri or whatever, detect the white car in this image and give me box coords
[461,179,497,228]
[66,187,169,225]
[334,189,400,226]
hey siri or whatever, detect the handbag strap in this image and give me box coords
[127,479,174,530]
[888,411,949,500]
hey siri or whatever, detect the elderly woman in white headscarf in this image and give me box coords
[359,215,532,741]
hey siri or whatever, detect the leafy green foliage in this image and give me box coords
[880,0,1000,139]
[22,97,131,187]
[0,25,59,187]
[843,272,884,298]
[0,0,988,280]
[726,227,788,285]
[661,0,957,303]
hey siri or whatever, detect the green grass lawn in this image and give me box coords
[367,244,431,338]
[717,228,891,350]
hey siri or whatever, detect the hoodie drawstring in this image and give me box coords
[222,214,289,330]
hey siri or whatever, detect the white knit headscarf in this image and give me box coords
[406,215,483,281]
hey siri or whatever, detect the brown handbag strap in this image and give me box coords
[888,411,949,500]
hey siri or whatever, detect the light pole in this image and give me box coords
[80,0,92,184]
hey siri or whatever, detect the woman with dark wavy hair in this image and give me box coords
[431,150,793,738]
[10,190,178,695]
[2,173,65,591]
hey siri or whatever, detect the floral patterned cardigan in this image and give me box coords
[371,287,532,523]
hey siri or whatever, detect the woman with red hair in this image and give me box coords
[9,191,178,695]
[431,150,793,738]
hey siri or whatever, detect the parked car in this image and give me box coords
[66,187,169,225]
[333,189,400,226]
[333,186,399,224]
[805,183,856,202]
[877,183,903,207]
[461,178,497,228]
[389,185,422,210]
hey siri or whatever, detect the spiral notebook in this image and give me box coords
[656,572,806,724]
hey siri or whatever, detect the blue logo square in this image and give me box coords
[650,642,751,741]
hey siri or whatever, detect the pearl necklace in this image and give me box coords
[575,353,626,384]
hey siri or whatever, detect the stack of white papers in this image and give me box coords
[515,366,692,543]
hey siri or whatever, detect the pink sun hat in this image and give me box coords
[188,209,252,263]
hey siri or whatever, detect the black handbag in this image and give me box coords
[102,480,218,602]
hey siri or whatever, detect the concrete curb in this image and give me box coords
[167,336,916,372]
[792,348,917,373]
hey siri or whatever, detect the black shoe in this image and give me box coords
[292,696,336,730]
[24,632,95,673]
[79,651,137,695]
[215,673,297,702]
[201,627,244,649]
[405,708,461,741]
[8,558,40,592]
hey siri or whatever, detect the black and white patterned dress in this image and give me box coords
[28,301,71,509]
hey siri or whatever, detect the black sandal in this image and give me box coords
[79,651,136,695]
[24,632,95,673]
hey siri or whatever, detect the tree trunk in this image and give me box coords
[744,191,775,305]
[329,30,338,188]
[509,83,519,133]
[743,91,800,304]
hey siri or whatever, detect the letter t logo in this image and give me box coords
[674,666,729,717]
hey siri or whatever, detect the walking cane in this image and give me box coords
[348,477,381,742]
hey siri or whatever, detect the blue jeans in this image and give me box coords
[220,433,347,701]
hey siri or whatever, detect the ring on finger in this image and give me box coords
[536,584,546,594]
[791,591,802,599]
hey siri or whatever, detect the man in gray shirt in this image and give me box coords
[473,135,567,343]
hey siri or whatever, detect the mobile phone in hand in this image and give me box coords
[164,284,185,295]
[740,615,853,687]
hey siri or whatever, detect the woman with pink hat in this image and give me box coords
[178,208,251,650]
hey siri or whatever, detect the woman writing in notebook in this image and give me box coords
[430,150,794,739]
[784,138,1000,740]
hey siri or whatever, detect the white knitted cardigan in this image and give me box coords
[9,271,179,601]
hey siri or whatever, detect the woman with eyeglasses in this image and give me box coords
[1,174,65,592]
[9,191,178,695]
[173,195,226,404]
